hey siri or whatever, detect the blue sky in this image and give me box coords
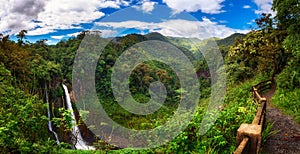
[0,0,275,44]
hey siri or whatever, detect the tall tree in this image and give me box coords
[16,30,28,46]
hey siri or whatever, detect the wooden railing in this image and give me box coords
[234,79,272,154]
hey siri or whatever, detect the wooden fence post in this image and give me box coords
[236,124,262,154]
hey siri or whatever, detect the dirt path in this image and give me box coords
[261,84,300,154]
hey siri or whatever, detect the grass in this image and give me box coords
[271,88,300,123]
[261,122,280,143]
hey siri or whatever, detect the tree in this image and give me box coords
[229,14,286,81]
[272,0,300,31]
[0,37,31,83]
[16,30,28,46]
[0,34,10,48]
[272,0,300,89]
[272,0,300,54]
[36,39,48,46]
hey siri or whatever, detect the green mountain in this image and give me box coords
[145,32,169,42]
[216,33,245,47]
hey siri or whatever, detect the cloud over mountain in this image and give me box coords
[96,18,249,39]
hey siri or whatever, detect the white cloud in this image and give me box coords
[100,29,118,37]
[0,0,131,36]
[247,19,256,25]
[97,0,131,9]
[51,35,66,39]
[133,0,157,13]
[253,0,276,16]
[243,5,251,9]
[27,27,57,36]
[0,0,46,35]
[96,18,250,39]
[34,0,106,34]
[67,32,82,37]
[46,39,56,45]
[97,20,153,30]
[162,0,225,14]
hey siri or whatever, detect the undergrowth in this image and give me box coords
[271,88,300,123]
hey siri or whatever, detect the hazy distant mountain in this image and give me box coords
[166,36,201,51]
[165,33,245,53]
[105,32,244,61]
[108,32,244,52]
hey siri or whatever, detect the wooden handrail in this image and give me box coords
[254,79,272,87]
[252,101,266,125]
[254,79,272,94]
[234,137,250,154]
[234,79,272,154]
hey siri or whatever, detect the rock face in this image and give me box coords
[69,90,76,103]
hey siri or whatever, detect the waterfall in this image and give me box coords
[45,84,60,145]
[62,84,95,150]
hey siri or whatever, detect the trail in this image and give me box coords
[261,84,300,154]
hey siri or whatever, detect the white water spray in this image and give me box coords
[45,84,60,145]
[62,84,95,150]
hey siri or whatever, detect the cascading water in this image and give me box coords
[62,84,94,150]
[45,83,60,145]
